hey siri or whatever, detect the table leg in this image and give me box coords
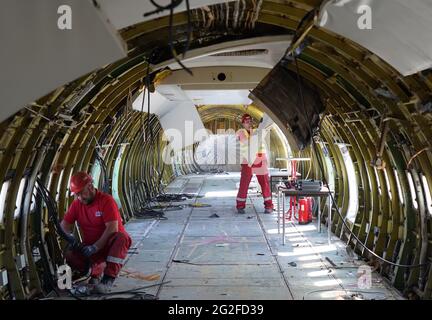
[277,189,280,234]
[270,177,273,204]
[328,195,332,245]
[317,197,321,233]
[282,192,286,245]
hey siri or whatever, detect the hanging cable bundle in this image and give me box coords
[92,136,110,194]
[35,178,78,247]
[143,0,193,75]
[94,150,110,194]
[35,178,92,268]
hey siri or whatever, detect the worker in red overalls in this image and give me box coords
[236,113,274,214]
[60,172,132,293]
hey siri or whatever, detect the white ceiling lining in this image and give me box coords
[97,0,227,30]
[317,0,432,76]
[0,0,127,123]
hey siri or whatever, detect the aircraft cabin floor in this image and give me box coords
[72,172,404,300]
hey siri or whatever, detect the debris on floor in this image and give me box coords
[325,257,337,268]
[216,243,229,247]
[114,173,403,300]
[120,269,161,281]
[189,203,212,207]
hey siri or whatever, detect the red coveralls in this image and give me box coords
[236,128,273,210]
[63,190,132,278]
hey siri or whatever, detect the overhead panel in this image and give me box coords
[317,0,432,76]
[97,0,225,30]
[165,36,292,70]
[250,59,325,151]
[0,0,127,122]
[160,66,271,90]
[132,85,207,151]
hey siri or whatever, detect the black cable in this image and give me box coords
[140,77,147,142]
[135,211,167,220]
[145,0,193,64]
[302,288,388,300]
[167,0,193,75]
[132,180,152,212]
[35,179,73,244]
[283,8,316,58]
[35,178,91,279]
[92,281,171,299]
[156,128,165,194]
[183,0,192,58]
[145,61,152,143]
[144,0,183,17]
[94,150,109,193]
[292,54,429,269]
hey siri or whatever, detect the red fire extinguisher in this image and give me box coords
[298,198,310,225]
[307,197,314,223]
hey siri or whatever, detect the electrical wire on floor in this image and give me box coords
[93,146,110,193]
[172,259,271,266]
[131,175,204,219]
[134,209,167,220]
[302,288,388,300]
[67,281,171,300]
[131,181,187,219]
[144,0,193,75]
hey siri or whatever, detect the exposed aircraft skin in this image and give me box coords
[0,0,431,300]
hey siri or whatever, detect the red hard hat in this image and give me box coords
[241,113,252,123]
[70,172,92,194]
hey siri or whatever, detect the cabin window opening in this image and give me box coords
[394,169,404,205]
[407,172,418,209]
[0,181,11,224]
[337,144,359,222]
[14,178,27,219]
[421,174,432,215]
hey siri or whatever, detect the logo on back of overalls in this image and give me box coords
[95,211,103,217]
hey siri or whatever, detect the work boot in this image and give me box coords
[237,208,246,214]
[264,208,273,214]
[89,275,101,285]
[93,275,115,294]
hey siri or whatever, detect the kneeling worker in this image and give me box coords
[60,172,132,293]
[236,113,274,214]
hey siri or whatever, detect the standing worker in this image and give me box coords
[236,113,274,214]
[60,172,132,294]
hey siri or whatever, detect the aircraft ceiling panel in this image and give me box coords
[97,0,225,30]
[318,0,432,76]
[0,0,127,122]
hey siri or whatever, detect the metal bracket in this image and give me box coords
[15,254,27,270]
[0,269,8,287]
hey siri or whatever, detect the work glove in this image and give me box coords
[65,234,81,251]
[82,244,98,257]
